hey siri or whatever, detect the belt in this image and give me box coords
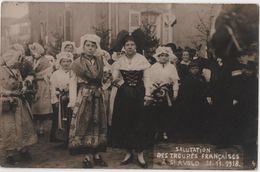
[124,81,143,87]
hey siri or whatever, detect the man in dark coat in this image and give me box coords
[230,54,258,165]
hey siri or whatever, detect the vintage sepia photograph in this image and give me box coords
[0,1,259,170]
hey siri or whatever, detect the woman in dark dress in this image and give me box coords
[110,35,151,168]
[177,50,191,84]
[178,61,211,142]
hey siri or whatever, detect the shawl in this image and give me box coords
[71,53,104,84]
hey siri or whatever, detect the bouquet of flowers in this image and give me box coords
[151,83,173,107]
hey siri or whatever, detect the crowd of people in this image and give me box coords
[0,33,258,168]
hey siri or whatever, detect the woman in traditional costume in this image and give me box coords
[110,35,151,168]
[68,34,108,168]
[147,46,179,141]
[50,52,73,143]
[27,43,53,136]
[0,49,38,164]
[61,41,78,60]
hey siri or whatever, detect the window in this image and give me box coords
[128,10,161,38]
[141,11,161,39]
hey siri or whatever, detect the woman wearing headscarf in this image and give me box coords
[0,49,38,164]
[68,34,108,168]
[110,35,151,168]
[49,52,73,143]
[61,41,78,60]
[146,46,179,141]
[26,42,53,136]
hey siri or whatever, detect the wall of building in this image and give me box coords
[109,3,173,45]
[67,3,109,47]
[29,2,65,45]
[171,4,220,48]
[28,2,220,52]
[1,16,31,53]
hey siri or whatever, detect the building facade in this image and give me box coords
[1,3,219,54]
[1,16,31,54]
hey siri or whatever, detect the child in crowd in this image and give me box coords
[50,52,73,143]
[178,61,210,142]
[146,46,179,141]
[61,41,78,60]
[26,42,53,136]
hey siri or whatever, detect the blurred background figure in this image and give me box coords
[0,49,38,165]
[26,42,53,137]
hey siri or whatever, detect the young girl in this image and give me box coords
[147,46,179,141]
[50,52,73,143]
[27,42,53,136]
[68,34,108,168]
[0,49,38,164]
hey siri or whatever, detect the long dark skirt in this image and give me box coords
[50,104,72,143]
[111,84,151,152]
[149,104,171,134]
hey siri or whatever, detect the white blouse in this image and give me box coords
[112,53,151,71]
[50,69,71,104]
[146,62,179,95]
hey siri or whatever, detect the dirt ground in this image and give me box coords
[0,120,256,170]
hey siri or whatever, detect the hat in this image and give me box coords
[56,52,73,68]
[45,55,55,63]
[122,35,136,46]
[61,41,76,53]
[153,46,176,62]
[79,34,101,53]
[1,49,21,67]
[29,42,45,55]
